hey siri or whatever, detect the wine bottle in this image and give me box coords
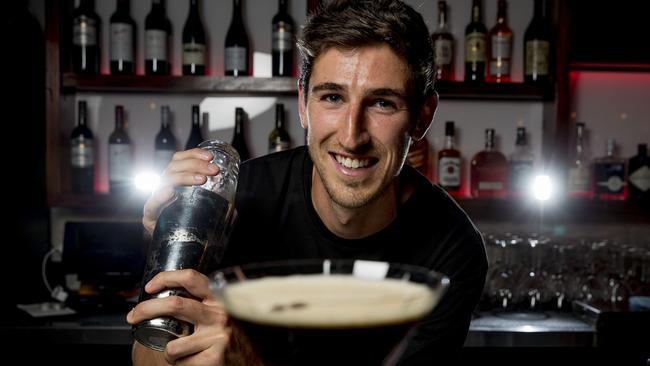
[464,0,487,83]
[437,121,461,195]
[108,105,133,195]
[145,0,171,75]
[71,100,95,194]
[185,105,204,150]
[524,0,552,84]
[431,0,454,81]
[487,0,513,83]
[110,0,135,75]
[232,107,250,161]
[272,0,295,77]
[182,0,207,75]
[155,105,177,173]
[225,0,250,76]
[72,0,100,75]
[567,122,592,199]
[268,103,291,153]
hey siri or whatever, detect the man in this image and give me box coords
[127,0,488,365]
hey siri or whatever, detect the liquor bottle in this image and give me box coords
[407,137,433,181]
[593,139,627,201]
[508,126,534,197]
[225,0,250,76]
[145,0,171,75]
[437,121,461,195]
[567,122,592,198]
[268,103,291,153]
[471,129,507,198]
[272,0,295,77]
[185,105,204,150]
[464,0,487,83]
[110,0,135,75]
[628,144,650,202]
[487,0,513,83]
[232,107,251,161]
[524,0,552,85]
[182,0,206,75]
[154,105,177,173]
[70,101,94,194]
[108,105,133,195]
[431,1,454,81]
[71,0,100,75]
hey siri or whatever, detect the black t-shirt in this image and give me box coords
[221,146,488,365]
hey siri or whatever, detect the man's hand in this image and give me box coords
[127,269,230,366]
[143,149,219,235]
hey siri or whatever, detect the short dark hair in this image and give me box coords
[297,0,435,110]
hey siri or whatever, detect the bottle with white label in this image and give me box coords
[72,0,100,75]
[524,0,551,84]
[593,139,627,201]
[487,0,512,83]
[225,0,250,76]
[567,122,592,198]
[628,144,650,202]
[182,0,206,75]
[108,105,133,195]
[110,0,135,75]
[272,0,295,77]
[437,121,461,195]
[71,100,95,194]
[508,126,534,197]
[431,1,454,81]
[145,0,171,75]
[155,106,177,174]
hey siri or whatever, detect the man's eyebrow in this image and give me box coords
[367,88,407,100]
[311,82,345,94]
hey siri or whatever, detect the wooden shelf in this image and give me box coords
[456,198,649,223]
[52,193,148,212]
[62,74,552,101]
[62,74,299,95]
[569,62,650,73]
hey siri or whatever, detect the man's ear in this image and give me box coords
[410,92,438,141]
[298,84,308,130]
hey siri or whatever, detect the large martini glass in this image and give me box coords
[209,259,449,365]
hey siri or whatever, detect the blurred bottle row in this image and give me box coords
[70,100,290,194]
[481,232,650,312]
[406,121,650,203]
[72,0,294,77]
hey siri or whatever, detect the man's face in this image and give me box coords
[299,44,415,209]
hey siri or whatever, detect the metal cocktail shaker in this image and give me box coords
[133,140,240,351]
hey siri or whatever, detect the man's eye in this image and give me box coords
[322,94,342,103]
[374,99,397,110]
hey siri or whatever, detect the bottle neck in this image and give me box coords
[117,0,129,13]
[152,0,164,13]
[78,106,87,126]
[191,108,200,127]
[189,0,199,15]
[437,3,448,31]
[485,134,495,150]
[496,1,507,24]
[80,0,95,11]
[279,0,288,13]
[534,0,546,20]
[115,109,124,130]
[444,135,454,149]
[471,0,481,23]
[160,108,170,128]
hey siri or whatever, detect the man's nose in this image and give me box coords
[339,101,370,150]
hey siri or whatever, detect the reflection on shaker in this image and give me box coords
[133,140,240,351]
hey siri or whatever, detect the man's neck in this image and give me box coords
[311,168,413,240]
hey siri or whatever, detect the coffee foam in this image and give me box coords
[223,274,440,328]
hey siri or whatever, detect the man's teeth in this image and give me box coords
[335,155,370,169]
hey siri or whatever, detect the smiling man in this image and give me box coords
[129,1,488,365]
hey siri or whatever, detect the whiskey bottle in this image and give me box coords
[508,126,534,197]
[431,1,454,81]
[628,144,650,202]
[567,122,592,198]
[437,121,461,195]
[464,0,487,83]
[593,138,627,201]
[487,0,513,83]
[524,0,552,84]
[471,128,507,198]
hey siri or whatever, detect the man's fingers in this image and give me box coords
[145,269,216,301]
[127,295,215,325]
[164,327,231,365]
[172,148,214,162]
